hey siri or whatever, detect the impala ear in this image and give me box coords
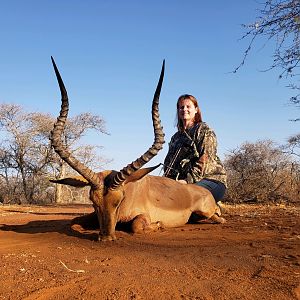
[50,176,90,187]
[124,164,161,184]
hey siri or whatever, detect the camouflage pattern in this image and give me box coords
[164,122,227,187]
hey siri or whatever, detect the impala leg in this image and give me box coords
[71,211,99,229]
[131,214,164,233]
[212,203,226,223]
[192,200,226,224]
[192,210,226,224]
[210,214,226,224]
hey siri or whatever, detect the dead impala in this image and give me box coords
[50,57,225,241]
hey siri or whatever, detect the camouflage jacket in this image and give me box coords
[163,122,227,187]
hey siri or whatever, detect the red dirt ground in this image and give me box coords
[0,203,299,300]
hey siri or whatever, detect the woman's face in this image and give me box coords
[178,99,198,124]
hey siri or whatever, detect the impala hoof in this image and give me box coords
[210,214,226,224]
[218,217,226,224]
[98,234,117,242]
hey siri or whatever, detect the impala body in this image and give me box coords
[113,175,223,229]
[50,57,224,241]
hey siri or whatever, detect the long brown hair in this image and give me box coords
[176,94,202,131]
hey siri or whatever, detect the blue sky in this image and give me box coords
[0,0,297,173]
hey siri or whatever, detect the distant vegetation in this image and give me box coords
[0,104,299,205]
[0,103,107,204]
[224,139,300,204]
[225,0,300,204]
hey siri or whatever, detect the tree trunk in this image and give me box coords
[55,162,66,204]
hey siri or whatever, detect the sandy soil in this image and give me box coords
[0,203,299,300]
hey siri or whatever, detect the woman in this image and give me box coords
[163,94,227,202]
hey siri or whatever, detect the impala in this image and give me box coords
[50,57,225,241]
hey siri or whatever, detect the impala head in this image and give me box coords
[50,57,165,241]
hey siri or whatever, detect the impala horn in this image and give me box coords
[50,56,102,189]
[109,60,165,190]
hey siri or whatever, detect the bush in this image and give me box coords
[224,140,300,204]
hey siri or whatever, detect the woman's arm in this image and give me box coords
[188,126,218,182]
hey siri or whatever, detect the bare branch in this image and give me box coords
[236,0,300,114]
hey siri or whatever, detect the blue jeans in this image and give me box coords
[195,179,226,202]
